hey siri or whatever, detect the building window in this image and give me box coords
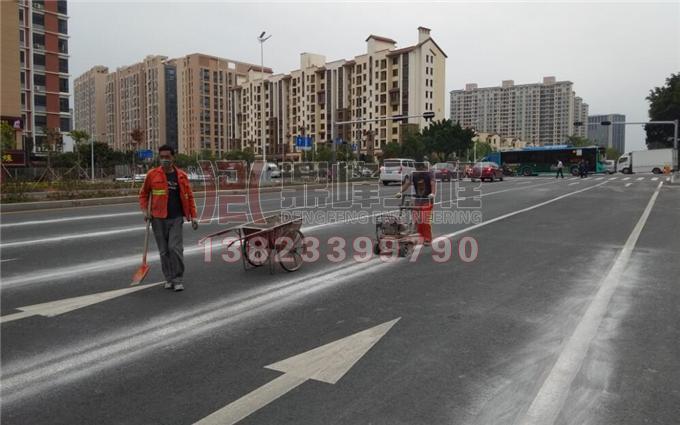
[32,12,44,27]
[60,117,71,132]
[59,58,68,73]
[34,73,46,86]
[59,78,69,92]
[59,97,69,112]
[33,53,45,67]
[35,114,47,127]
[58,38,68,54]
[34,95,46,107]
[58,19,68,34]
[57,0,67,14]
[33,33,45,49]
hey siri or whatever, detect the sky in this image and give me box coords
[69,1,680,151]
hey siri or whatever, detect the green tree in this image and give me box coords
[69,129,90,167]
[382,141,401,159]
[401,132,426,161]
[646,73,680,149]
[567,135,591,147]
[605,147,621,160]
[473,141,494,160]
[422,120,474,161]
[1,121,16,152]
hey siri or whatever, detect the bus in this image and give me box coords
[483,145,607,176]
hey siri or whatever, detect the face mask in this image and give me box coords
[160,159,172,167]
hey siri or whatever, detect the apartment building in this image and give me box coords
[0,0,71,151]
[572,96,588,138]
[588,113,625,154]
[73,65,107,142]
[450,77,588,146]
[232,27,447,160]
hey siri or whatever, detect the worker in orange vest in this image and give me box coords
[139,145,198,291]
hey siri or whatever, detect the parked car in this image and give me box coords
[267,163,281,178]
[433,162,457,181]
[352,166,374,178]
[379,158,416,186]
[603,159,616,174]
[114,174,146,183]
[469,162,504,182]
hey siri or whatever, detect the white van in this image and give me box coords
[617,148,673,174]
[379,158,416,185]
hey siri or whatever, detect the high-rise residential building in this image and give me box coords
[74,65,108,142]
[573,96,589,139]
[450,76,588,146]
[175,53,260,155]
[231,27,447,160]
[1,0,71,151]
[588,114,625,154]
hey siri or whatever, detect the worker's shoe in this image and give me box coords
[164,281,173,290]
[173,283,184,292]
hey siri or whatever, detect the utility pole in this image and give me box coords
[257,31,271,164]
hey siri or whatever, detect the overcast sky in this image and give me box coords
[70,1,680,151]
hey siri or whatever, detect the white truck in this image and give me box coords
[617,148,674,174]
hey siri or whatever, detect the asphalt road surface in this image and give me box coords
[1,175,679,425]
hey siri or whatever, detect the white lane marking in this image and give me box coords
[0,258,18,263]
[595,177,604,180]
[622,177,630,181]
[0,226,142,249]
[651,177,659,181]
[2,180,560,288]
[0,282,163,324]
[520,181,663,425]
[194,319,399,425]
[625,183,633,187]
[1,181,602,404]
[568,182,580,186]
[0,212,139,228]
[636,177,644,181]
[609,177,618,180]
[439,181,607,240]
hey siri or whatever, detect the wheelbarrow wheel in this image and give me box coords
[243,236,268,267]
[278,229,305,272]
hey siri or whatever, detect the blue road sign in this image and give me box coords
[137,149,153,160]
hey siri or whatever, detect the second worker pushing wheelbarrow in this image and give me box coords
[396,165,435,246]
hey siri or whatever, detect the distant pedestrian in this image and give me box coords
[139,144,198,291]
[555,160,564,178]
[578,159,587,178]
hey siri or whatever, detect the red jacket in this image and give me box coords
[139,166,197,220]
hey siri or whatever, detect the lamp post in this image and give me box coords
[91,137,94,181]
[257,31,271,164]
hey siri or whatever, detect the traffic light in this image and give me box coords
[423,111,435,121]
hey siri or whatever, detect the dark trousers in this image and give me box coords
[556,168,564,178]
[151,217,185,284]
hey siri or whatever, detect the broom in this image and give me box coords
[131,194,152,285]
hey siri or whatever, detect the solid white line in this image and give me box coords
[520,181,663,425]
[0,212,139,228]
[0,226,142,249]
[1,258,18,263]
[625,183,632,187]
[0,180,559,288]
[1,181,602,404]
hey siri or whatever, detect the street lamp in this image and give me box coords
[257,31,271,164]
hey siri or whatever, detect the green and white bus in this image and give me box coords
[484,145,607,176]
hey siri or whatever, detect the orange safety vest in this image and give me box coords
[139,166,197,220]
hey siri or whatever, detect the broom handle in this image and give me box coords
[142,194,152,264]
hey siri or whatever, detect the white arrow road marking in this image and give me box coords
[194,318,400,425]
[0,282,163,324]
[519,182,663,425]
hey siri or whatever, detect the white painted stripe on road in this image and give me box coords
[637,177,644,181]
[651,177,659,181]
[0,180,560,288]
[440,181,607,241]
[520,181,663,425]
[608,177,618,180]
[0,212,139,228]
[595,177,604,180]
[625,183,632,187]
[568,182,579,186]
[1,258,18,263]
[622,177,631,181]
[0,226,142,249]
